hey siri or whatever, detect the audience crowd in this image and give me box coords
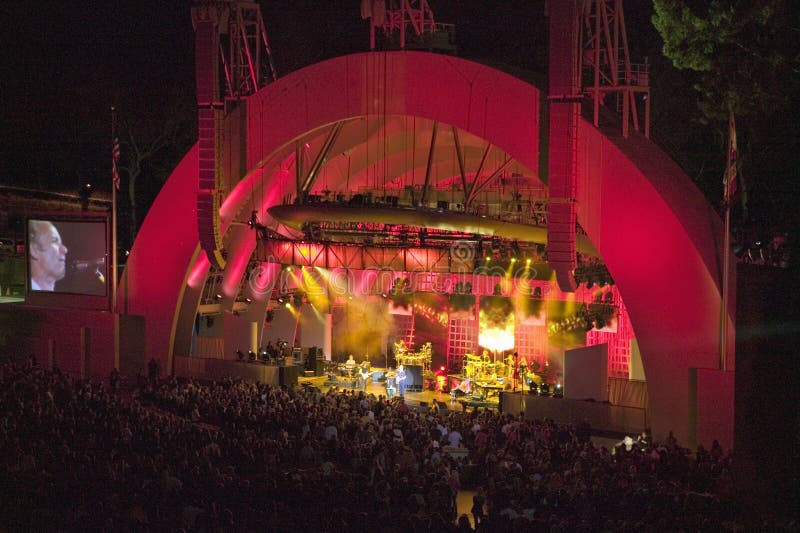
[0,360,794,531]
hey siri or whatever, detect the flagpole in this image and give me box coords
[111,107,119,315]
[720,196,730,371]
[719,109,736,371]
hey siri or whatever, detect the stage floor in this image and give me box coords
[299,369,470,411]
[299,368,644,438]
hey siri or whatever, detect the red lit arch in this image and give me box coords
[122,51,733,445]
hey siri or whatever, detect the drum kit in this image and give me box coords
[338,363,357,379]
[395,341,432,373]
[462,352,508,381]
[326,360,371,389]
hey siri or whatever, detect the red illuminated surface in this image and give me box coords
[121,52,733,446]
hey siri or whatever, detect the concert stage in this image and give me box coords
[300,370,646,436]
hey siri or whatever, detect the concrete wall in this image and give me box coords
[1,306,144,379]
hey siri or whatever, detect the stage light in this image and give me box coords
[285,266,292,272]
[381,292,388,298]
[236,349,245,361]
[510,257,517,263]
[214,293,223,300]
[285,302,291,308]
[244,297,253,303]
[526,258,532,264]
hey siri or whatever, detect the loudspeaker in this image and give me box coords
[279,365,298,387]
[306,347,317,370]
[405,365,423,392]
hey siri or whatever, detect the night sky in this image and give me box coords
[0,1,646,189]
[1,1,796,238]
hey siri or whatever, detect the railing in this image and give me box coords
[299,186,550,229]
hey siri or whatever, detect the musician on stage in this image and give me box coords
[506,352,516,380]
[358,361,371,392]
[345,354,357,373]
[450,377,471,399]
[518,355,528,392]
[396,364,407,397]
[385,371,397,398]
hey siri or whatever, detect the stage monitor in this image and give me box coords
[26,215,110,303]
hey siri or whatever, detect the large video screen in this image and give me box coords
[27,218,108,296]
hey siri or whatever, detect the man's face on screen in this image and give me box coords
[30,222,68,285]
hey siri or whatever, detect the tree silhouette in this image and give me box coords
[652,0,800,230]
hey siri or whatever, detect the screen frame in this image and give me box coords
[24,211,111,310]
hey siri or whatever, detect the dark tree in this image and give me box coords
[652,0,800,234]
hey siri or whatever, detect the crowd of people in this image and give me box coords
[0,359,793,531]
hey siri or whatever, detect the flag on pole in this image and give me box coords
[112,110,121,190]
[112,136,120,190]
[723,110,737,203]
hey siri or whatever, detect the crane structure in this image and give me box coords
[363,0,454,52]
[546,0,650,292]
[191,0,276,269]
[579,0,651,138]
